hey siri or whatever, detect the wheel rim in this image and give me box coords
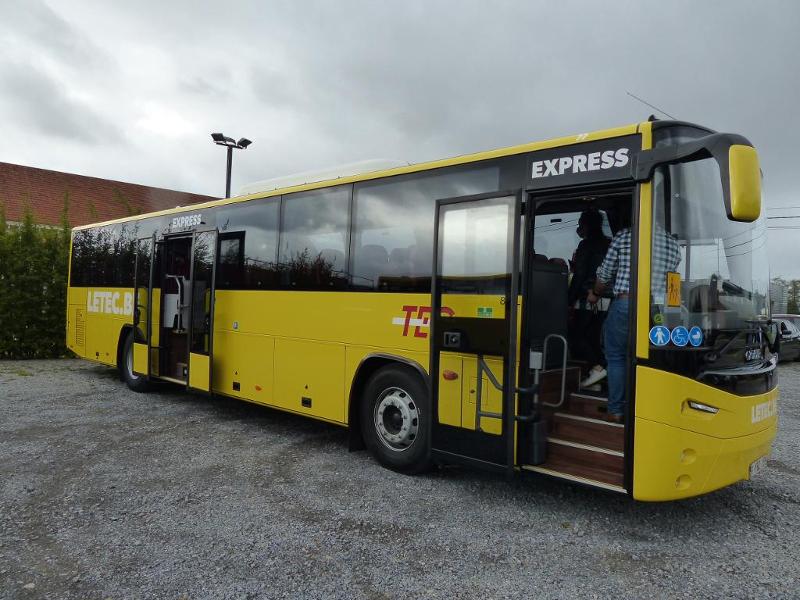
[126,344,140,381]
[373,386,420,453]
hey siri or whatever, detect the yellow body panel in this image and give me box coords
[188,353,210,391]
[133,342,148,375]
[274,339,345,422]
[213,330,276,403]
[635,121,653,360]
[462,355,504,435]
[437,353,463,427]
[441,294,506,319]
[633,367,777,500]
[67,286,134,366]
[211,290,432,424]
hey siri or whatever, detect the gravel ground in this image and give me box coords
[1,359,799,599]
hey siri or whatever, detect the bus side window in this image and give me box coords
[217,198,279,290]
[351,166,500,292]
[279,186,350,290]
[217,233,244,289]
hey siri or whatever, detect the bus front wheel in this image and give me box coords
[121,331,151,393]
[360,365,431,474]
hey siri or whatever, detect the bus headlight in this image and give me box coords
[687,400,719,414]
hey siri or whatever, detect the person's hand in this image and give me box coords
[587,290,599,305]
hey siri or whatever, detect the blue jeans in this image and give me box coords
[603,298,629,416]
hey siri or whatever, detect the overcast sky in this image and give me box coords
[1,1,799,276]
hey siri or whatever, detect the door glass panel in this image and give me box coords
[439,197,514,296]
[191,231,215,355]
[134,237,153,343]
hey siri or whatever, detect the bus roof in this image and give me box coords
[73,121,644,231]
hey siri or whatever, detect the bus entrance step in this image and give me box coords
[537,367,581,405]
[567,392,608,419]
[523,463,626,493]
[549,412,624,452]
[531,438,624,488]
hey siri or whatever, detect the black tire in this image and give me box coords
[121,331,151,393]
[360,365,431,474]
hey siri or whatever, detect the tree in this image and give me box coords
[788,279,800,314]
[0,201,71,359]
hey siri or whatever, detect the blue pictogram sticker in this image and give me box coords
[649,325,670,346]
[688,326,703,347]
[671,326,689,347]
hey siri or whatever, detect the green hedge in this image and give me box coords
[0,202,71,359]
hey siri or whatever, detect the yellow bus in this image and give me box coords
[66,118,778,501]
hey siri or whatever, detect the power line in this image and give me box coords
[767,215,800,220]
[726,238,767,258]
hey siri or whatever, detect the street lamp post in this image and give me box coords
[211,133,252,197]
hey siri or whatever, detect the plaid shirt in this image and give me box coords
[596,227,681,297]
[596,228,632,295]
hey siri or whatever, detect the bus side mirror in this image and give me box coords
[633,132,762,223]
[726,145,762,222]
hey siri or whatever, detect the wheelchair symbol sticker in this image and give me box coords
[671,326,689,347]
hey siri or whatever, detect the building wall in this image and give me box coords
[770,280,789,314]
[0,162,217,227]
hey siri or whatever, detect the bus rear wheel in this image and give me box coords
[121,331,151,393]
[360,365,431,474]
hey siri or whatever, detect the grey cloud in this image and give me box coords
[180,75,232,98]
[0,62,124,144]
[0,0,111,71]
[0,0,798,276]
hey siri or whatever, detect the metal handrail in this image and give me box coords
[475,355,538,431]
[540,334,568,408]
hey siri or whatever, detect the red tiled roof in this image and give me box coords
[0,162,218,227]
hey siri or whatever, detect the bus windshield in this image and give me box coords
[650,157,770,342]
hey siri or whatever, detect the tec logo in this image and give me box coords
[392,305,453,338]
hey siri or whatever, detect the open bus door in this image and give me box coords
[429,191,528,474]
[186,229,217,393]
[132,235,155,378]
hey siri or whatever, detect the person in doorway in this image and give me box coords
[588,224,632,423]
[567,208,610,389]
[589,221,680,423]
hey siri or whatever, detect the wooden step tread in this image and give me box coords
[547,437,624,457]
[546,437,624,473]
[549,412,624,452]
[570,391,608,402]
[565,392,609,418]
[537,456,624,487]
[523,465,626,493]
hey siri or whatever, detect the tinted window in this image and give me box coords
[217,198,280,289]
[351,166,501,292]
[70,229,90,286]
[279,186,350,290]
[70,218,161,287]
[114,222,137,286]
